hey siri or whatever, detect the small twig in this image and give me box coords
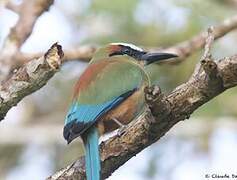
[194,27,224,97]
[193,27,215,78]
[199,27,219,78]
[201,27,215,61]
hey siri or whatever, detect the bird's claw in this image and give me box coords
[117,125,127,136]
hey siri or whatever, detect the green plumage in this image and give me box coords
[77,56,150,104]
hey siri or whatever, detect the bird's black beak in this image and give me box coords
[141,52,178,65]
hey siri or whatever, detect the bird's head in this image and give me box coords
[91,42,178,65]
[108,43,145,59]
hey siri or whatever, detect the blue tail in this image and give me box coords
[82,127,101,180]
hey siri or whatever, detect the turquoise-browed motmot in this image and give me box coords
[63,43,177,180]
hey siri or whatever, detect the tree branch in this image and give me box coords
[164,15,237,63]
[5,1,20,13]
[15,14,237,66]
[224,0,237,8]
[0,0,55,81]
[3,0,54,51]
[13,45,97,67]
[47,29,237,179]
[0,43,63,120]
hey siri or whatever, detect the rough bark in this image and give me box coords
[0,43,63,120]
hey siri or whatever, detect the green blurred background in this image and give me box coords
[0,0,237,179]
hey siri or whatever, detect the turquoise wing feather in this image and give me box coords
[64,90,135,142]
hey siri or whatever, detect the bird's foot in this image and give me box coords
[111,118,127,136]
[117,125,127,136]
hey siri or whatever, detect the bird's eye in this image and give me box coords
[122,48,130,54]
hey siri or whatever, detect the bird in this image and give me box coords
[63,43,178,180]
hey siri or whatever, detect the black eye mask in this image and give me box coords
[109,45,146,60]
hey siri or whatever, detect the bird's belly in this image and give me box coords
[97,89,144,134]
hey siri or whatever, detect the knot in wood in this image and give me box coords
[144,85,162,104]
[201,59,217,75]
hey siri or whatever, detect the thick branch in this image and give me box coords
[47,36,237,180]
[0,43,63,120]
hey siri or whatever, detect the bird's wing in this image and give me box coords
[63,58,148,141]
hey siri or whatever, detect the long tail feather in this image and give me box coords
[82,127,100,180]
